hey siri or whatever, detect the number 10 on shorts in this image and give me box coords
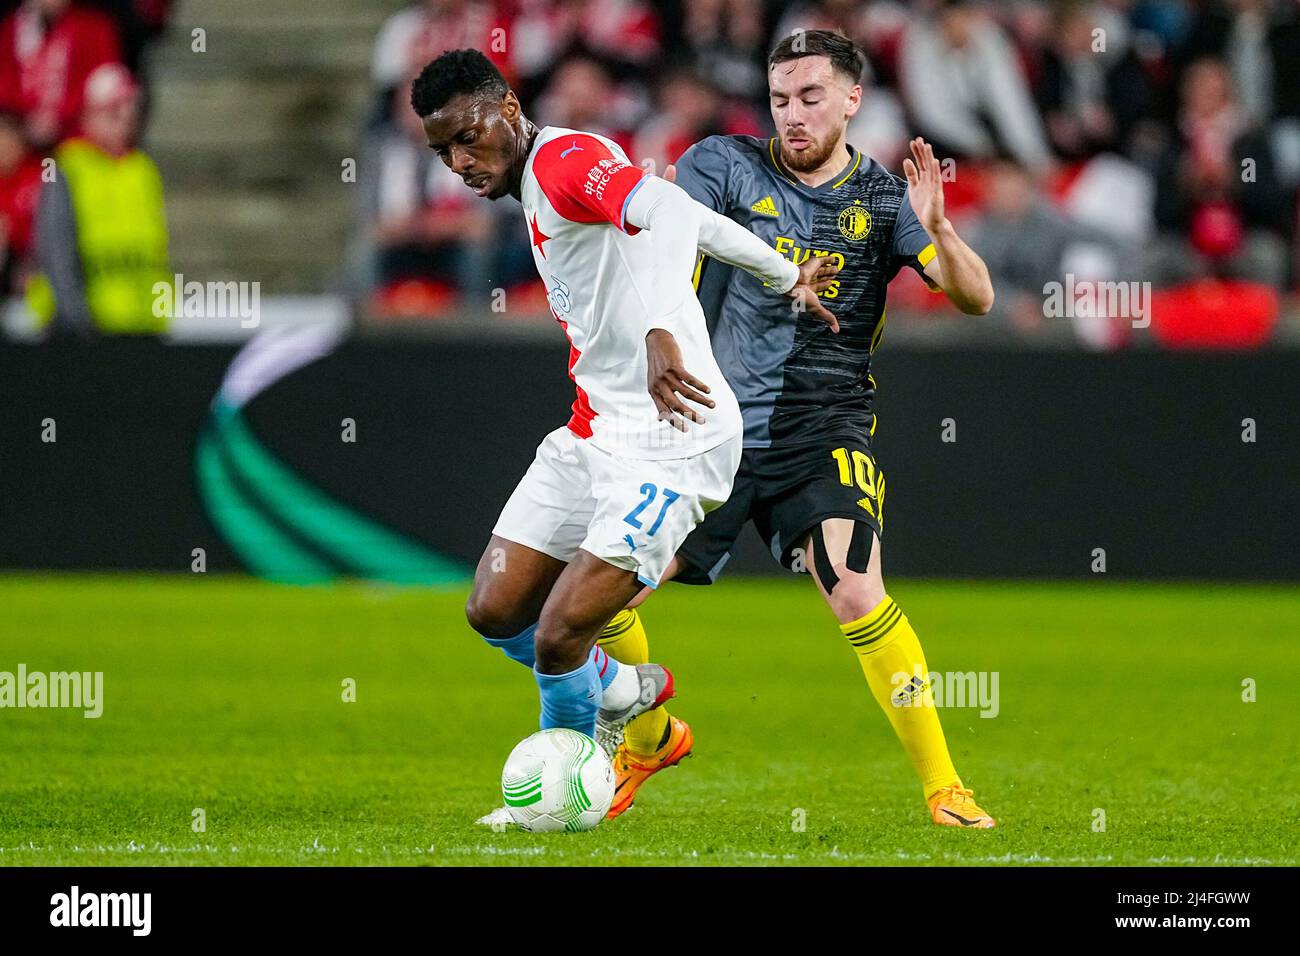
[831,446,885,523]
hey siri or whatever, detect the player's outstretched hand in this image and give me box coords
[645,328,715,432]
[788,254,840,332]
[902,136,945,233]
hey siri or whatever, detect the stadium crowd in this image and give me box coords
[351,0,1300,347]
[0,0,1296,346]
[0,0,172,332]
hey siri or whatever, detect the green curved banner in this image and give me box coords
[196,331,468,586]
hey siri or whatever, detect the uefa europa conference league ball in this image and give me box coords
[501,728,615,832]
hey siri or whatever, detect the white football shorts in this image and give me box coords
[493,426,742,588]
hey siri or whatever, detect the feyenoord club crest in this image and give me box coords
[838,202,872,241]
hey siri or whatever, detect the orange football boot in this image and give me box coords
[606,716,694,819]
[927,783,996,828]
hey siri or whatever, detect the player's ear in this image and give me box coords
[844,83,863,120]
[501,89,520,122]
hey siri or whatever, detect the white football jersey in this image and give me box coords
[520,126,742,461]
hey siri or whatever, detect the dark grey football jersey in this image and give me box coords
[675,135,936,448]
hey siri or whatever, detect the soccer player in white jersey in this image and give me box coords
[409,50,838,810]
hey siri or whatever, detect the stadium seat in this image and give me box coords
[371,279,459,320]
[1149,279,1280,350]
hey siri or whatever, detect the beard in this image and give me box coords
[779,131,840,172]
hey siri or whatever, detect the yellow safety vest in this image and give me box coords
[28,138,170,334]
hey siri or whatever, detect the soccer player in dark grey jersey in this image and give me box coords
[616,31,1000,828]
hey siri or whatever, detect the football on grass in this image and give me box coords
[501,728,615,832]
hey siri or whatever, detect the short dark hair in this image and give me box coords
[410,49,508,118]
[768,30,867,84]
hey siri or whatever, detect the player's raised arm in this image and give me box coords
[647,142,842,329]
[624,175,841,330]
[901,136,995,315]
[624,174,840,430]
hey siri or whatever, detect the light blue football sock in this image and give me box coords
[483,623,538,666]
[534,658,602,737]
[484,624,620,691]
[590,643,618,690]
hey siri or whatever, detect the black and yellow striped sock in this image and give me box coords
[598,609,671,755]
[841,596,960,798]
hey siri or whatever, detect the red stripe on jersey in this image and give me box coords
[532,134,646,234]
[553,311,596,439]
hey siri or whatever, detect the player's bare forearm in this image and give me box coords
[904,137,994,316]
[927,219,995,315]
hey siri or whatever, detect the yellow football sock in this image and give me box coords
[840,596,960,798]
[598,608,670,755]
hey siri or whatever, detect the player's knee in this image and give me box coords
[532,611,590,673]
[827,572,887,623]
[465,590,529,640]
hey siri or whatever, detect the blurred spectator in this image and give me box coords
[370,0,514,132]
[668,0,767,103]
[770,1,919,90]
[898,0,1052,172]
[1056,152,1157,245]
[633,69,760,169]
[850,1,916,89]
[771,0,871,55]
[1033,0,1153,160]
[531,56,634,145]
[512,0,661,99]
[0,0,121,150]
[358,77,495,304]
[1177,0,1300,125]
[93,1,173,78]
[967,159,1128,341]
[1148,57,1292,286]
[1128,0,1193,57]
[0,109,43,293]
[845,54,910,171]
[27,62,169,336]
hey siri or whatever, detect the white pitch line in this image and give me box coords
[0,843,1292,867]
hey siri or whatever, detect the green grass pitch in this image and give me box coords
[1,574,1296,867]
